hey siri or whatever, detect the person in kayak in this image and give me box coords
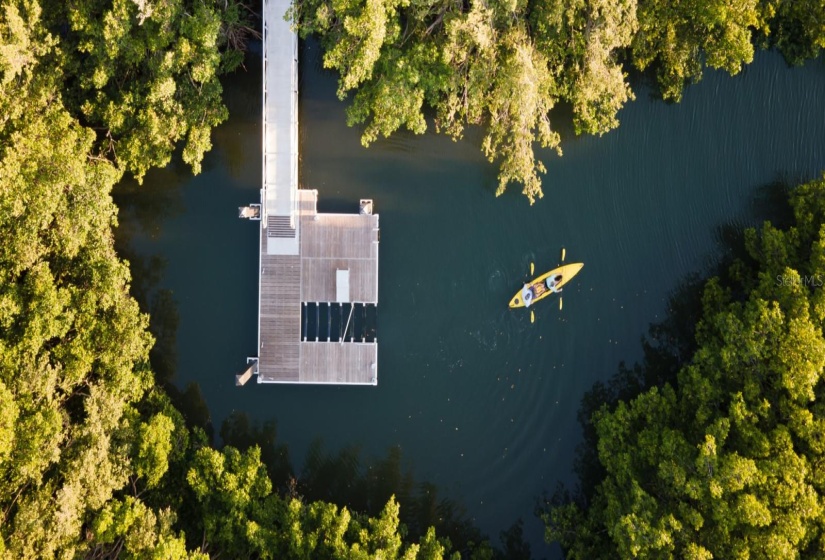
[521,283,535,307]
[546,274,563,293]
[521,284,534,307]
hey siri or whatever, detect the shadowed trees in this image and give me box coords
[544,176,825,558]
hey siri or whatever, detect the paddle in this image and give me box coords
[559,247,565,310]
[530,261,535,322]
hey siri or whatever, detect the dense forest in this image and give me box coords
[3,0,825,558]
[290,0,825,202]
[0,0,460,557]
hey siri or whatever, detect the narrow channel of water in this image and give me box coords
[117,45,825,556]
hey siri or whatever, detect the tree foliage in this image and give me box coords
[774,0,825,65]
[182,445,457,559]
[291,0,638,202]
[5,0,248,183]
[632,0,762,101]
[0,1,455,558]
[0,4,156,556]
[50,0,231,179]
[545,175,825,558]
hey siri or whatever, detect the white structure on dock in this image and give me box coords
[240,0,379,385]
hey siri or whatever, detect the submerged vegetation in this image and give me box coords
[290,0,825,202]
[544,177,825,558]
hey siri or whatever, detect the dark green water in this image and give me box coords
[119,45,825,556]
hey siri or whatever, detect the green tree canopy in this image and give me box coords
[632,0,763,101]
[4,0,248,182]
[291,0,639,202]
[770,0,825,65]
[47,0,231,179]
[0,1,454,558]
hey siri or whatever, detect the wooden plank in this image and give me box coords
[236,363,256,386]
[300,211,378,303]
[299,342,377,384]
[258,225,301,382]
[301,258,376,302]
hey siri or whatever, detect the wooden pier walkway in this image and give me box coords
[249,0,379,385]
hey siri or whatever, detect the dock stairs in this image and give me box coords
[267,215,296,238]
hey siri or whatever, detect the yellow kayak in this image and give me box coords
[509,263,584,308]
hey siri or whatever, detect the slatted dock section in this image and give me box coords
[258,225,301,382]
[299,343,377,384]
[300,214,379,303]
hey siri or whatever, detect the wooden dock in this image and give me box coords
[250,0,379,385]
[257,191,379,384]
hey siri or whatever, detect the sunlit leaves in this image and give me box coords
[295,0,409,96]
[436,1,497,140]
[0,0,54,84]
[0,380,15,462]
[441,11,563,202]
[531,0,637,136]
[482,27,560,203]
[134,413,176,488]
[183,444,451,559]
[45,0,230,180]
[347,44,435,144]
[632,0,761,101]
[91,498,205,560]
[570,0,636,135]
[0,2,160,556]
[186,446,272,556]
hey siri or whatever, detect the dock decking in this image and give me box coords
[257,191,379,384]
